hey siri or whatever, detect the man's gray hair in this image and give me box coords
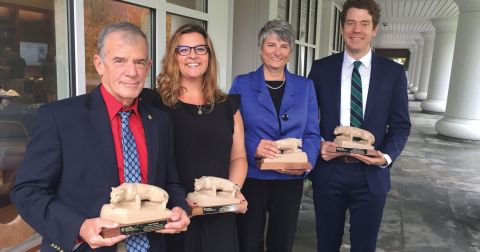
[258,19,295,48]
[97,22,148,58]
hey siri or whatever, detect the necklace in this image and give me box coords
[265,80,285,90]
[196,105,203,115]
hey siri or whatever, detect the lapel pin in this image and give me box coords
[148,114,152,120]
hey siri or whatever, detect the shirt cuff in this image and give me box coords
[379,154,392,169]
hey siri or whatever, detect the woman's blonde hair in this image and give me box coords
[157,24,226,110]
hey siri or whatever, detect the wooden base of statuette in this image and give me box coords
[100,202,172,238]
[101,219,168,238]
[258,152,312,170]
[190,203,247,217]
[259,161,312,170]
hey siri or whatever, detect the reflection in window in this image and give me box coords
[167,0,206,12]
[0,3,56,103]
[166,13,205,44]
[84,0,152,92]
[0,0,63,250]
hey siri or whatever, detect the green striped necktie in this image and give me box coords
[350,60,363,128]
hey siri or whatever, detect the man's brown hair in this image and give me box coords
[341,0,381,27]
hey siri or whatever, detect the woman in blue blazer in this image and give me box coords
[229,20,320,252]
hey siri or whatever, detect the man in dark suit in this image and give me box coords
[11,22,190,252]
[308,0,411,251]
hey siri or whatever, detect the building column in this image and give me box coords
[414,31,435,100]
[421,16,458,113]
[407,45,418,91]
[435,0,480,140]
[410,38,423,93]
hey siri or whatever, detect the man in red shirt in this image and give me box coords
[11,22,190,252]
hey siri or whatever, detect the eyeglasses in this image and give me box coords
[175,45,209,56]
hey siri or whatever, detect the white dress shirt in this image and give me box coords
[340,50,391,168]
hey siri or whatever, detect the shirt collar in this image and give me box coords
[100,85,140,121]
[343,50,372,70]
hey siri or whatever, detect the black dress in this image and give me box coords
[140,89,240,252]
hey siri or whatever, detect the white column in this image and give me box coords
[408,45,418,90]
[435,0,480,140]
[414,31,435,100]
[421,16,458,113]
[410,39,423,93]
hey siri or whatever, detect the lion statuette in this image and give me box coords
[193,176,239,198]
[109,183,168,210]
[275,138,302,154]
[333,126,375,149]
[260,138,309,167]
[101,183,172,225]
[187,176,240,207]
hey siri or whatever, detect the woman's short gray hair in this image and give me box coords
[258,19,295,48]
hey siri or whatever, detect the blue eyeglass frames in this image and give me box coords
[175,45,209,56]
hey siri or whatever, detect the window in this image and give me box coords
[331,5,344,54]
[167,0,206,12]
[83,0,153,92]
[166,13,206,44]
[0,0,68,249]
[278,0,318,77]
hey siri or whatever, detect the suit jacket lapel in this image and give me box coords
[253,66,277,116]
[333,53,343,125]
[279,69,296,115]
[87,87,119,186]
[364,53,379,125]
[138,102,158,185]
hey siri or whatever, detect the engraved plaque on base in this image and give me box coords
[100,183,172,238]
[101,219,168,238]
[327,146,377,156]
[190,203,247,217]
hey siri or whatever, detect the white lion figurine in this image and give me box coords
[193,176,239,198]
[333,126,375,146]
[275,138,303,154]
[109,183,168,210]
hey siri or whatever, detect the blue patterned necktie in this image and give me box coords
[350,61,363,128]
[119,111,150,252]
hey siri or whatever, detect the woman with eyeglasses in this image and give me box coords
[229,20,320,252]
[140,24,247,252]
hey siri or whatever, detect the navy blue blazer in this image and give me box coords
[230,65,320,180]
[11,86,188,252]
[308,52,411,195]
